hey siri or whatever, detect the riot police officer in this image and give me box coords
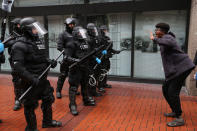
[11,17,62,131]
[99,25,120,89]
[86,23,103,97]
[64,26,97,116]
[56,17,80,99]
[4,18,23,111]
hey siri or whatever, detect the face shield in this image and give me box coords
[31,22,48,36]
[103,29,109,37]
[78,28,87,39]
[93,27,99,36]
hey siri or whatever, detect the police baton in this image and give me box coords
[69,45,104,69]
[18,50,64,102]
[1,31,21,44]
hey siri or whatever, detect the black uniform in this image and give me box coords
[64,26,95,116]
[87,23,103,96]
[56,30,73,93]
[4,18,23,111]
[56,18,79,98]
[0,53,5,64]
[98,27,120,89]
[11,17,61,131]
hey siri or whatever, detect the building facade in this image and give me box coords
[1,0,196,93]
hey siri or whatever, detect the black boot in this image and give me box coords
[24,106,37,131]
[76,91,80,95]
[83,98,96,106]
[25,127,39,131]
[69,104,78,116]
[42,120,62,128]
[56,73,66,99]
[56,91,62,99]
[92,91,103,97]
[104,84,112,88]
[98,80,106,93]
[13,100,22,111]
[69,86,78,116]
[89,86,102,97]
[98,87,106,93]
[88,96,95,103]
[41,104,62,128]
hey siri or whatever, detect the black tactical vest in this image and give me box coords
[17,37,48,77]
[74,40,90,59]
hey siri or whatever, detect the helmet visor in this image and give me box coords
[94,27,99,36]
[79,29,87,39]
[32,22,47,36]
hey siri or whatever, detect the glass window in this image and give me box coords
[90,0,133,4]
[107,13,132,76]
[0,18,13,71]
[14,0,83,7]
[88,13,132,76]
[134,10,187,79]
[48,15,69,73]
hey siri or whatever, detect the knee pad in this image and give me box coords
[42,85,55,104]
[58,72,67,80]
[69,86,78,93]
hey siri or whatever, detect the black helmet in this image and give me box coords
[99,25,108,36]
[20,17,47,38]
[87,23,99,37]
[72,26,88,40]
[64,18,77,33]
[100,25,108,31]
[11,18,21,25]
[10,18,21,34]
[64,18,76,25]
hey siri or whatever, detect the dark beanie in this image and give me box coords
[155,23,170,33]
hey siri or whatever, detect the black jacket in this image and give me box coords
[57,30,74,52]
[11,36,49,84]
[154,34,195,81]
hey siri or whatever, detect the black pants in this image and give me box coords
[68,66,90,103]
[162,69,192,117]
[10,57,23,101]
[19,79,55,130]
[98,58,110,88]
[56,61,69,92]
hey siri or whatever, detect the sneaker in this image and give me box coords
[167,117,185,127]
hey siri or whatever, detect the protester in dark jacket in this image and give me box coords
[150,23,195,127]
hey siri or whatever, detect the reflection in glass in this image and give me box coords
[0,18,11,71]
[134,10,187,79]
[87,13,132,76]
[107,13,132,76]
[48,15,69,72]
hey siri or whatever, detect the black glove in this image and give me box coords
[32,78,39,87]
[112,49,121,54]
[0,53,5,64]
[47,59,57,68]
[115,50,121,54]
[64,56,80,63]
